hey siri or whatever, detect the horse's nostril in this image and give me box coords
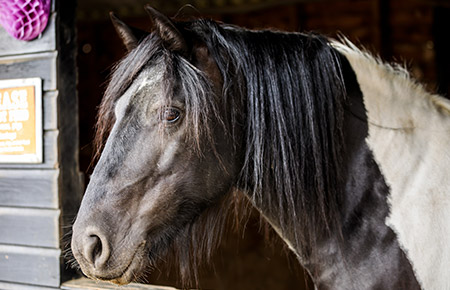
[83,232,110,269]
[90,235,102,264]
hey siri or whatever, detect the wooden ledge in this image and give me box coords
[61,278,178,290]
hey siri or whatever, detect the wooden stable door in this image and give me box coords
[0,1,82,288]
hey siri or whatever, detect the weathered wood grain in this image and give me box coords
[0,52,57,91]
[0,244,60,287]
[43,91,58,130]
[0,13,56,57]
[56,2,85,284]
[62,278,179,290]
[0,207,60,247]
[0,169,59,208]
[0,2,80,289]
[0,281,57,290]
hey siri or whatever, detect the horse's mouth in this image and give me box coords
[88,241,147,285]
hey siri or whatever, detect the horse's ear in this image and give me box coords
[144,5,187,53]
[110,12,147,51]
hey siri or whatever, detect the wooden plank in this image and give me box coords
[0,169,59,208]
[0,207,59,248]
[0,52,57,91]
[0,281,57,290]
[56,2,85,283]
[0,130,59,169]
[0,13,56,57]
[62,278,178,290]
[0,245,60,287]
[43,91,58,131]
[41,130,59,168]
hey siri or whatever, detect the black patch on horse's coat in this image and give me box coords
[307,55,421,289]
[92,17,420,289]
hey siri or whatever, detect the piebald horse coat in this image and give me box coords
[336,41,450,290]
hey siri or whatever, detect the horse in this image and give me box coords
[71,6,450,290]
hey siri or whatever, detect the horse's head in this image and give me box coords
[71,7,241,284]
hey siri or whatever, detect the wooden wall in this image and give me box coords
[0,1,82,289]
[221,0,444,94]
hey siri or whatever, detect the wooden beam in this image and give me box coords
[432,6,450,97]
[43,91,58,131]
[375,0,392,59]
[0,207,60,247]
[62,278,178,290]
[0,169,59,208]
[0,281,56,290]
[0,52,58,91]
[56,0,84,283]
[0,245,60,287]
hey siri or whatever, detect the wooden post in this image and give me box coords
[373,0,392,60]
[433,6,450,98]
[0,0,82,288]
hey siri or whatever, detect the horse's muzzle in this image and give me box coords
[71,222,147,285]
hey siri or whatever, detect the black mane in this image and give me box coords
[191,21,347,253]
[96,19,347,285]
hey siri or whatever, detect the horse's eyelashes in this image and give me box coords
[162,107,181,123]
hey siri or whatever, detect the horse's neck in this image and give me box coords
[252,137,420,289]
[249,54,422,289]
[307,143,419,290]
[317,58,420,289]
[337,43,450,290]
[307,101,420,289]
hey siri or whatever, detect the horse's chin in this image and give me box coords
[94,259,139,286]
[83,241,148,286]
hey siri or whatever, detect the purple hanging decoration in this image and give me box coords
[0,0,51,41]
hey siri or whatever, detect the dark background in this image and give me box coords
[75,0,450,289]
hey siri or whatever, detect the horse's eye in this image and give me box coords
[162,108,180,123]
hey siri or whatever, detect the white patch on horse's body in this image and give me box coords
[334,41,450,290]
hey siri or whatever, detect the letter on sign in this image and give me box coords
[0,78,42,163]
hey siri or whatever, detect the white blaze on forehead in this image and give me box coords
[97,62,167,172]
[114,62,166,122]
[334,41,450,290]
[109,61,182,173]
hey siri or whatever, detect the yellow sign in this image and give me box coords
[0,78,42,163]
